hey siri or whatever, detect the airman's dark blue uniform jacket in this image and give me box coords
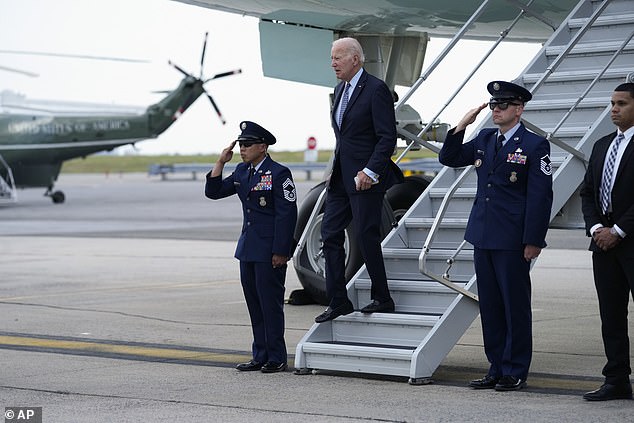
[439,124,553,250]
[205,156,298,262]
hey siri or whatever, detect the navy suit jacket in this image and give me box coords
[580,131,634,255]
[439,124,553,250]
[331,69,403,193]
[205,156,298,262]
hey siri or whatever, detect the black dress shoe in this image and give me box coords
[314,301,354,323]
[494,375,527,391]
[261,361,288,373]
[236,360,263,371]
[583,383,633,401]
[360,299,395,314]
[468,375,499,389]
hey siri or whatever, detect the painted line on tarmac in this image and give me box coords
[0,332,251,368]
[0,332,602,395]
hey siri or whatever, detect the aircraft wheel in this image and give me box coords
[385,175,433,221]
[51,191,65,204]
[292,181,394,306]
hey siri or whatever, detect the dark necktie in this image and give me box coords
[248,166,255,183]
[495,134,505,154]
[600,133,625,213]
[337,83,350,128]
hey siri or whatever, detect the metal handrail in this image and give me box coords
[528,0,612,95]
[418,167,479,302]
[414,0,621,303]
[394,0,492,163]
[396,1,537,164]
[521,118,586,161]
[547,27,634,150]
[292,184,328,269]
[0,153,17,202]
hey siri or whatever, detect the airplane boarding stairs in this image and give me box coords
[294,0,634,383]
[0,153,17,203]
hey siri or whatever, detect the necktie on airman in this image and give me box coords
[495,134,505,154]
[337,83,350,128]
[248,166,255,183]
[600,133,625,213]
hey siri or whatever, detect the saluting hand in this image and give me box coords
[455,103,488,133]
[219,141,236,164]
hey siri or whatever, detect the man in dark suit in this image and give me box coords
[580,82,634,401]
[205,121,298,373]
[439,81,553,391]
[314,37,403,324]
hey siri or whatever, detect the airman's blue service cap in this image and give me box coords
[487,80,532,103]
[236,121,276,145]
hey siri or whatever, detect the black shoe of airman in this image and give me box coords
[236,360,263,371]
[494,375,527,391]
[261,362,288,373]
[468,375,499,389]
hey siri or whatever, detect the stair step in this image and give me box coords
[356,278,466,314]
[541,126,600,138]
[523,67,632,83]
[356,278,465,294]
[403,217,468,229]
[383,247,473,259]
[331,312,440,347]
[381,247,474,283]
[569,13,634,28]
[427,187,476,198]
[546,40,634,56]
[300,342,414,376]
[526,97,609,110]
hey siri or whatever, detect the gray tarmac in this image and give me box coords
[1,172,633,422]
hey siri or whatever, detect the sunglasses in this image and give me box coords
[237,139,265,148]
[489,101,521,111]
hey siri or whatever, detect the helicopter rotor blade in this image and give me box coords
[0,49,149,63]
[200,32,208,79]
[206,93,226,125]
[0,65,38,77]
[204,69,242,83]
[168,60,191,78]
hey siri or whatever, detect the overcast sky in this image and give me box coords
[0,0,541,155]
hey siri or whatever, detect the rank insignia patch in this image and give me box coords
[283,178,296,202]
[540,155,552,175]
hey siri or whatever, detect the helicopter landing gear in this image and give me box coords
[44,185,65,204]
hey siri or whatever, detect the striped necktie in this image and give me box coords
[600,133,625,213]
[337,83,350,128]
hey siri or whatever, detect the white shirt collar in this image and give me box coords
[346,68,364,95]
